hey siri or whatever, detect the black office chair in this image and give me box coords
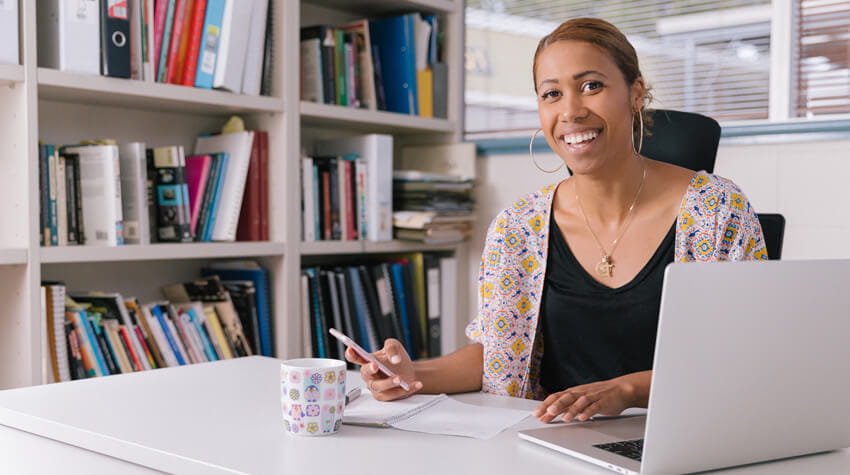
[641,109,785,260]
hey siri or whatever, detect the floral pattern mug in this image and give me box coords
[281,358,346,436]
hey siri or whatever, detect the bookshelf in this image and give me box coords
[0,0,467,389]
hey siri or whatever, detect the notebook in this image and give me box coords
[343,392,529,440]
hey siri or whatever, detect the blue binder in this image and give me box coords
[369,14,418,115]
[194,0,228,89]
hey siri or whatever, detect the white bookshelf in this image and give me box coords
[40,243,286,264]
[0,64,24,86]
[0,249,28,265]
[0,0,467,389]
[38,68,285,115]
[301,101,457,134]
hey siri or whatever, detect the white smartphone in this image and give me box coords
[328,328,410,391]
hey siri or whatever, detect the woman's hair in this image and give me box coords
[532,18,653,140]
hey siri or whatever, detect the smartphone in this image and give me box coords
[328,328,410,391]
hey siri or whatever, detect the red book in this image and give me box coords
[322,171,331,240]
[237,132,263,241]
[133,326,157,369]
[344,160,357,240]
[152,0,168,79]
[258,131,269,240]
[164,0,188,84]
[185,154,212,236]
[118,326,143,372]
[180,0,208,86]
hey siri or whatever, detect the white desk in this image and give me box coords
[0,357,847,475]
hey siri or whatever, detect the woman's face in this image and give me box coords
[534,40,643,175]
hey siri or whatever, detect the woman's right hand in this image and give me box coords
[344,338,423,401]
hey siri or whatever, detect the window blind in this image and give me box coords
[465,1,773,137]
[795,0,850,116]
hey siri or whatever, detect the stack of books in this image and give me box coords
[38,125,268,247]
[301,134,393,243]
[38,0,274,95]
[392,170,474,244]
[300,11,447,117]
[301,252,455,361]
[41,261,273,383]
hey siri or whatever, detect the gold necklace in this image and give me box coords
[574,162,647,278]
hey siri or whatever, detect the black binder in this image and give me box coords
[100,0,131,78]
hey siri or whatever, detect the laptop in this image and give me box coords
[519,260,850,474]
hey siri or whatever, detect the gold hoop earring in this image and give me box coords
[529,128,564,174]
[633,111,644,156]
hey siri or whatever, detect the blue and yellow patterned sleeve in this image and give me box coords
[465,209,510,343]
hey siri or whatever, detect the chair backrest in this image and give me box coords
[756,213,785,260]
[641,109,720,173]
[642,109,784,260]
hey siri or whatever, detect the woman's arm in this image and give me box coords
[413,343,484,394]
[346,341,484,401]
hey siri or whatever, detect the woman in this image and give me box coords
[345,18,767,423]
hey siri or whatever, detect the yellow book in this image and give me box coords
[103,320,133,373]
[204,305,234,359]
[417,68,434,118]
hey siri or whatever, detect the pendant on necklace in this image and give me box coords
[596,255,614,278]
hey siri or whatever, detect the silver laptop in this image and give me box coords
[519,260,850,474]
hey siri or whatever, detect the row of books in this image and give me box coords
[39,127,268,246]
[393,170,475,244]
[301,134,393,242]
[300,12,447,117]
[41,262,273,382]
[37,0,273,95]
[301,253,457,362]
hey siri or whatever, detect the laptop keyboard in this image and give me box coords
[593,438,644,461]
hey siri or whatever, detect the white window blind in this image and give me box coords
[465,0,773,137]
[795,0,850,116]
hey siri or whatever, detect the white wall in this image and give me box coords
[467,138,850,319]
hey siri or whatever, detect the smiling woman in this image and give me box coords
[343,18,769,425]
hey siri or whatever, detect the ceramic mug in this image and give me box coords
[281,358,347,436]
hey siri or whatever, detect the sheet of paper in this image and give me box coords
[343,393,445,426]
[388,397,530,440]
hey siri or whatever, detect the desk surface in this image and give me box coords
[0,357,848,475]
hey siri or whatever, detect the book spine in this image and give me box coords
[69,310,107,376]
[152,146,193,242]
[203,307,234,359]
[164,0,187,84]
[117,326,143,371]
[145,309,178,367]
[155,0,177,82]
[321,166,331,241]
[90,317,120,374]
[153,0,169,79]
[64,154,79,244]
[71,155,86,244]
[56,154,68,246]
[334,28,346,105]
[175,313,202,363]
[344,159,356,240]
[194,0,226,89]
[180,0,207,86]
[355,158,367,241]
[152,305,187,365]
[65,323,87,380]
[133,325,157,369]
[337,158,347,240]
[173,0,199,84]
[236,133,262,241]
[194,154,219,242]
[301,157,315,242]
[48,146,58,246]
[188,308,218,361]
[38,145,48,246]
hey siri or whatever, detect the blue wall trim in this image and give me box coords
[474,119,850,156]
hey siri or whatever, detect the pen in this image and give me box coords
[345,386,361,405]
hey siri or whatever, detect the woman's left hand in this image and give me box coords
[532,371,651,423]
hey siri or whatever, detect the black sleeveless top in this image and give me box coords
[539,214,676,394]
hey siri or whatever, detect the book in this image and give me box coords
[194,131,254,241]
[346,266,378,353]
[165,0,194,85]
[194,0,227,89]
[236,131,267,241]
[221,280,260,355]
[175,303,219,361]
[70,293,152,371]
[155,0,177,82]
[63,144,124,246]
[424,254,441,358]
[301,156,316,242]
[303,268,325,357]
[43,283,71,382]
[340,20,376,110]
[324,270,346,359]
[369,14,418,115]
[300,25,336,104]
[118,142,151,245]
[179,0,208,86]
[202,305,233,359]
[202,260,273,356]
[55,154,68,246]
[148,302,187,365]
[195,152,227,242]
[149,146,193,242]
[141,302,179,367]
[212,0,252,92]
[125,298,164,368]
[65,298,109,377]
[100,0,132,78]
[64,153,82,244]
[241,0,269,95]
[315,134,393,242]
[37,0,101,74]
[162,276,253,357]
[185,154,212,236]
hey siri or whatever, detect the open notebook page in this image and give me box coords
[343,392,530,440]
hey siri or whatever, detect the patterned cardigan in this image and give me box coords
[465,172,768,400]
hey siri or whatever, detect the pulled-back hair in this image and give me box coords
[533,18,653,138]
